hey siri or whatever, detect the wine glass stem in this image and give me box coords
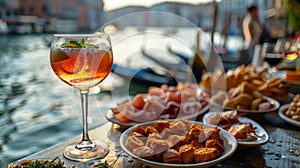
[76,90,94,149]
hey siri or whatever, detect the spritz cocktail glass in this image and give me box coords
[50,33,113,161]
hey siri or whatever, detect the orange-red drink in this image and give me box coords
[49,33,112,161]
[50,47,113,90]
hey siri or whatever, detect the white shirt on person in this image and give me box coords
[242,14,262,50]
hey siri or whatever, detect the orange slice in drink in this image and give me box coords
[50,48,69,63]
[60,50,84,74]
[87,50,113,73]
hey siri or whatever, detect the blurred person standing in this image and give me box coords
[242,5,263,64]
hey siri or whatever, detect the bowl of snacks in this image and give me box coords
[211,81,280,113]
[119,119,237,168]
[200,64,290,101]
[278,94,300,127]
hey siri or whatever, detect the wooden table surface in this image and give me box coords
[9,109,300,168]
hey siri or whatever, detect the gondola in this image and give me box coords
[167,45,191,63]
[141,48,189,73]
[167,45,240,71]
[111,63,179,86]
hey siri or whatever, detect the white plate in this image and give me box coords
[211,96,280,114]
[119,120,238,168]
[203,112,269,147]
[278,104,300,127]
[106,104,209,128]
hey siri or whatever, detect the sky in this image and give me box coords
[103,0,220,11]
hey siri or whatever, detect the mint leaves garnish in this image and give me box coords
[60,39,97,48]
[61,39,84,48]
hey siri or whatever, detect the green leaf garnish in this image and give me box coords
[61,39,84,48]
[79,39,85,47]
[59,39,98,48]
[85,43,99,48]
[7,157,75,168]
[60,38,100,48]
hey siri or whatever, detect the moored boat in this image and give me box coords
[111,63,179,86]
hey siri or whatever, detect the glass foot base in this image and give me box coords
[63,140,109,162]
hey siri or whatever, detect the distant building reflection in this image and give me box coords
[0,0,103,34]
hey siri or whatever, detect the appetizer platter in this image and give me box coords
[201,64,290,101]
[107,83,210,127]
[203,111,269,147]
[278,94,300,127]
[211,81,280,113]
[120,119,237,168]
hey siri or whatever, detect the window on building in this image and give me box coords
[14,9,19,15]
[20,7,24,14]
[62,7,79,19]
[29,6,34,13]
[42,5,47,13]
